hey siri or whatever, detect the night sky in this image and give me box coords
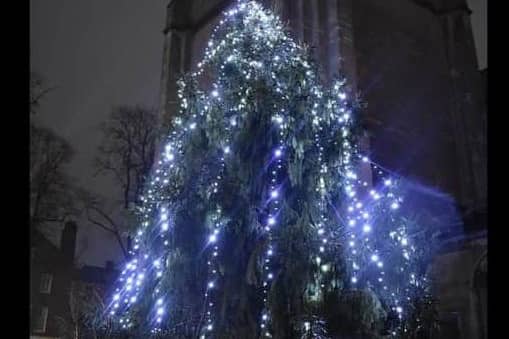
[30,0,168,266]
[30,0,486,267]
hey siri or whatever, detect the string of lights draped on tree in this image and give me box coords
[107,1,435,338]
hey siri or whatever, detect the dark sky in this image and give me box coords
[30,0,168,266]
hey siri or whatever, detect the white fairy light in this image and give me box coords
[109,3,428,336]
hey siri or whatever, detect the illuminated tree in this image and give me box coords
[108,2,436,338]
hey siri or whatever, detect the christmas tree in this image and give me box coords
[107,1,436,338]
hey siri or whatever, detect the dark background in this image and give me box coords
[30,0,167,266]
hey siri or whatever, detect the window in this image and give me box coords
[39,273,53,294]
[33,306,48,333]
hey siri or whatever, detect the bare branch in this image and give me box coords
[95,105,158,207]
[83,200,128,258]
[30,72,58,114]
[30,86,58,109]
[30,123,76,231]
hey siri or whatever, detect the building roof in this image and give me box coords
[78,264,119,286]
[31,229,68,268]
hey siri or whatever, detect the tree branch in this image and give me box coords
[85,207,128,258]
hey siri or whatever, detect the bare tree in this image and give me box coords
[79,190,130,258]
[95,105,158,209]
[30,124,77,229]
[85,105,159,258]
[55,280,108,339]
[30,73,78,231]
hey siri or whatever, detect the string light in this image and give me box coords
[107,2,430,337]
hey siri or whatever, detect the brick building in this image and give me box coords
[30,221,77,338]
[30,221,119,339]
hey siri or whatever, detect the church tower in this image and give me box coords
[158,0,486,226]
[157,1,486,337]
